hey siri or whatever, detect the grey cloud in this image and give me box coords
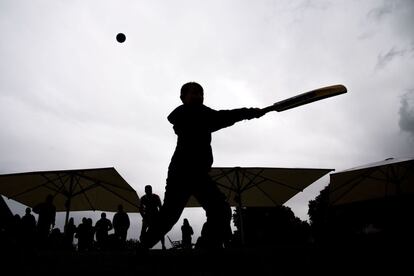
[296,0,331,11]
[366,0,414,44]
[367,1,395,21]
[376,47,409,69]
[399,90,414,138]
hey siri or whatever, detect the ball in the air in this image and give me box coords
[116,33,126,43]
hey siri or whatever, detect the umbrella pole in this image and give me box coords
[64,175,74,232]
[235,168,245,246]
[64,204,70,232]
[237,196,245,246]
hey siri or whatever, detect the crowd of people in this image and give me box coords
[0,195,137,251]
[1,191,195,252]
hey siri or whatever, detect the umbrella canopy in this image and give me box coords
[0,195,13,228]
[186,167,334,207]
[185,166,332,245]
[0,167,140,226]
[329,157,414,205]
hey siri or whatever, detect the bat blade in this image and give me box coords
[264,84,347,113]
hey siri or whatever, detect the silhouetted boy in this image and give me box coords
[141,82,264,249]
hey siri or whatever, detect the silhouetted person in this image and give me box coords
[33,194,56,245]
[64,217,77,250]
[140,185,166,250]
[9,214,22,247]
[95,212,113,250]
[21,207,36,248]
[113,204,130,246]
[86,218,95,250]
[181,218,194,249]
[140,82,264,249]
[76,217,91,252]
[48,227,63,250]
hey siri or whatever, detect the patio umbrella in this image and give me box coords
[0,195,13,229]
[0,167,140,228]
[186,167,334,208]
[329,157,414,206]
[186,166,333,243]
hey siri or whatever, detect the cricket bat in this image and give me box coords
[262,84,347,113]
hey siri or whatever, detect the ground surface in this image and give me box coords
[2,243,409,276]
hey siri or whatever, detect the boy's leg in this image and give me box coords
[193,175,232,249]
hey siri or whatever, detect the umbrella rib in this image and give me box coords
[356,172,398,195]
[213,168,236,201]
[388,165,401,195]
[255,184,281,206]
[214,168,239,193]
[240,176,284,205]
[8,182,58,199]
[244,169,284,206]
[210,168,316,207]
[330,168,376,204]
[380,166,396,195]
[385,162,414,195]
[215,168,245,205]
[71,171,136,192]
[91,182,140,209]
[72,176,139,210]
[240,169,275,196]
[397,162,413,188]
[244,170,303,192]
[8,173,65,199]
[239,168,264,192]
[71,181,99,196]
[331,167,373,192]
[43,173,71,196]
[74,176,98,211]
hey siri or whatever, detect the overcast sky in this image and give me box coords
[1,0,413,247]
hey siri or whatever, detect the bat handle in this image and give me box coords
[262,104,278,114]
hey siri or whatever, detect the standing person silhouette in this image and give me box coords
[95,212,113,250]
[21,207,36,247]
[181,218,194,249]
[112,204,130,246]
[33,194,56,245]
[64,217,77,250]
[140,82,264,250]
[140,185,166,250]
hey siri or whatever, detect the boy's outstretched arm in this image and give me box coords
[244,108,266,119]
[210,107,266,132]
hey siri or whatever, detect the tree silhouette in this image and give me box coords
[308,185,331,244]
[232,206,311,247]
[308,184,414,247]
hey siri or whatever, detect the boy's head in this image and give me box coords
[180,82,204,105]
